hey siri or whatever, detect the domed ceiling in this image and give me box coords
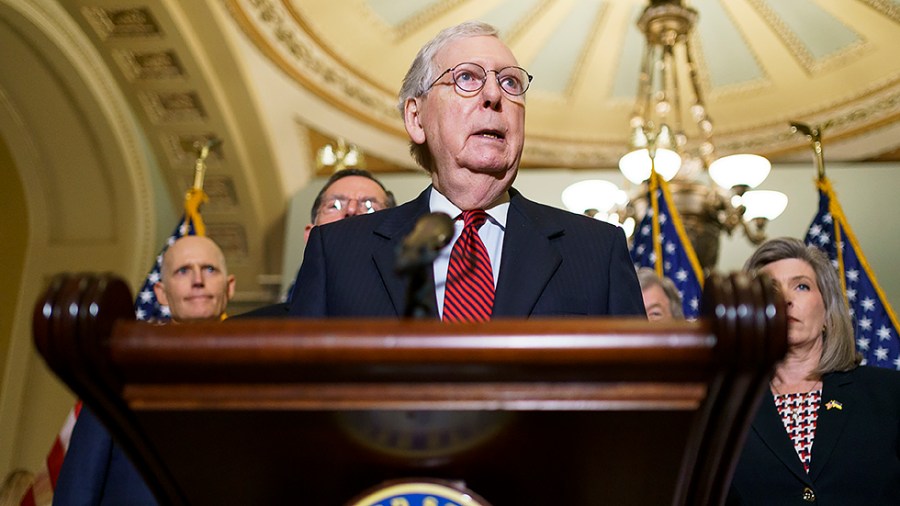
[227,0,900,169]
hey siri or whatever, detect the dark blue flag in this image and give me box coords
[805,177,899,369]
[630,172,704,319]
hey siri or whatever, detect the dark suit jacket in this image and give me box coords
[727,366,900,505]
[287,187,645,318]
[53,408,157,506]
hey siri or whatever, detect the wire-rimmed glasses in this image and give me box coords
[318,196,385,216]
[428,62,533,96]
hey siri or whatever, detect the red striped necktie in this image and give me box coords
[443,210,494,322]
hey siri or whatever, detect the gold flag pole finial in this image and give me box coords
[183,138,221,237]
[192,137,222,192]
[790,121,831,180]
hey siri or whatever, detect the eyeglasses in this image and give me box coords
[428,62,533,96]
[318,196,385,216]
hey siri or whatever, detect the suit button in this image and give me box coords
[802,487,816,502]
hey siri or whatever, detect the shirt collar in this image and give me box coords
[429,187,509,228]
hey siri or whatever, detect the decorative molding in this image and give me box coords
[707,1,771,97]
[113,49,185,81]
[389,0,468,41]
[178,174,239,210]
[81,6,162,40]
[719,88,900,156]
[140,91,206,124]
[747,0,868,76]
[561,2,610,97]
[163,132,224,164]
[224,0,404,136]
[858,0,900,23]
[205,222,248,260]
[504,0,555,46]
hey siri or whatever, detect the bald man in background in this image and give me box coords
[153,235,235,322]
[53,236,234,506]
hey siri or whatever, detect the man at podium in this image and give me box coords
[288,21,644,320]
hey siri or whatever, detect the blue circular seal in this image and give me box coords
[348,479,491,506]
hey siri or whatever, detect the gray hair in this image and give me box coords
[637,267,685,319]
[743,237,860,375]
[397,21,500,172]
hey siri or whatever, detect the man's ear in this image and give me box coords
[403,97,426,145]
[226,275,236,300]
[303,223,314,243]
[153,282,169,306]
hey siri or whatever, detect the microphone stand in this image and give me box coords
[395,212,453,319]
[396,246,442,320]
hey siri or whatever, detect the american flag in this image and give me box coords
[630,171,705,319]
[21,189,208,505]
[805,176,900,369]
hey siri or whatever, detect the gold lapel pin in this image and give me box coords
[826,400,843,411]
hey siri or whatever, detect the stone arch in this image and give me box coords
[0,0,157,475]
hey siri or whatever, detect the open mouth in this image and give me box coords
[475,129,504,140]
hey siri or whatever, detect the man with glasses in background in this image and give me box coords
[288,21,644,319]
[238,168,396,317]
[304,168,396,243]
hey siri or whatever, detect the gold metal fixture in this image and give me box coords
[567,0,787,271]
[316,138,365,172]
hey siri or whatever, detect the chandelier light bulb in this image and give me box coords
[708,154,772,189]
[317,145,336,166]
[343,148,360,166]
[620,216,636,239]
[655,100,671,115]
[561,179,627,215]
[740,190,788,221]
[690,104,705,121]
[618,148,682,184]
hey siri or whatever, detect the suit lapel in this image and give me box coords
[809,371,853,481]
[372,188,438,318]
[751,391,813,484]
[492,190,562,317]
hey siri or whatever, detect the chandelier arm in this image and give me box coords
[634,43,655,126]
[684,37,714,168]
[657,45,670,130]
[665,42,686,150]
[740,217,769,245]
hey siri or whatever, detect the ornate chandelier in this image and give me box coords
[564,0,787,271]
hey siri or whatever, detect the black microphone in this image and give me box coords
[395,212,454,274]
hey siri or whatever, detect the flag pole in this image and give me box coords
[790,121,829,180]
[185,138,220,237]
[191,137,221,192]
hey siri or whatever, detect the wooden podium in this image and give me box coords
[33,272,785,505]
